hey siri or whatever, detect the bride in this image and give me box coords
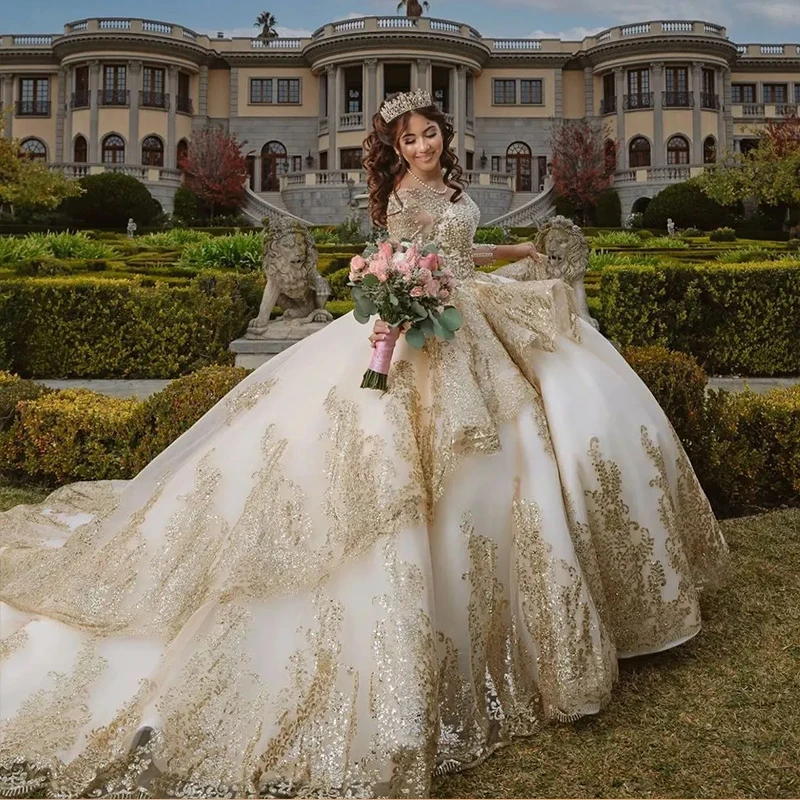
[0,90,727,799]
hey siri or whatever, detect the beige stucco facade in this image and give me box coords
[1,14,797,218]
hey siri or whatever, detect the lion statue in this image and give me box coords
[246,218,333,339]
[495,214,598,330]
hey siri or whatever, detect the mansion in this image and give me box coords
[1,14,798,226]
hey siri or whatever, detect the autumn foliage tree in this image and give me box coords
[697,114,800,211]
[550,119,617,224]
[178,128,249,220]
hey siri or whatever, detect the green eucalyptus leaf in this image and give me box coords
[353,306,370,324]
[438,306,463,332]
[405,327,426,349]
[419,317,435,337]
[361,274,379,287]
[410,301,428,318]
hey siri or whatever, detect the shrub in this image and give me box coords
[25,232,118,260]
[715,246,770,263]
[594,189,621,227]
[126,365,248,472]
[334,217,365,244]
[179,233,262,271]
[588,251,663,271]
[641,236,689,250]
[555,195,579,221]
[0,273,263,378]
[0,236,50,265]
[1,389,139,484]
[311,226,337,244]
[786,238,799,251]
[636,229,655,240]
[709,227,736,242]
[643,181,735,231]
[0,374,53,433]
[600,262,800,375]
[60,172,162,228]
[327,267,352,301]
[681,227,703,238]
[137,229,212,247]
[591,231,641,247]
[474,226,509,244]
[318,255,354,277]
[173,185,203,224]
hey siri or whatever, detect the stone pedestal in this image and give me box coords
[229,321,330,369]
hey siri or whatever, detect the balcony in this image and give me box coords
[776,103,798,117]
[319,117,328,135]
[663,91,693,108]
[71,90,91,109]
[100,89,129,106]
[16,99,51,116]
[623,92,653,110]
[140,90,169,109]
[600,96,617,115]
[339,112,364,130]
[701,92,720,110]
[176,94,193,114]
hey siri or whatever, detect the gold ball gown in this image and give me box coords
[0,189,728,798]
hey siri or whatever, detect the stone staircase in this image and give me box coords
[506,192,536,212]
[258,192,291,213]
[485,181,556,228]
[240,187,313,227]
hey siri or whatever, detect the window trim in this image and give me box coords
[666,134,691,165]
[731,83,756,104]
[519,78,544,106]
[249,78,273,105]
[492,79,517,106]
[18,137,48,161]
[141,134,165,167]
[276,78,302,105]
[762,83,787,104]
[249,77,303,106]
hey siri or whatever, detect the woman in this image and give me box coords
[0,91,727,799]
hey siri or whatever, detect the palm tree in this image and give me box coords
[397,0,429,17]
[254,11,279,39]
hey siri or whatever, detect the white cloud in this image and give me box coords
[527,25,605,40]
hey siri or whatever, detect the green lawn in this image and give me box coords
[1,484,797,798]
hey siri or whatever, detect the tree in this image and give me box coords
[550,119,617,224]
[254,11,278,39]
[0,121,81,215]
[642,180,735,231]
[397,0,429,17]
[178,128,249,220]
[696,115,800,211]
[61,172,161,228]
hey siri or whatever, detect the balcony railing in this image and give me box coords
[600,96,617,115]
[71,90,91,109]
[100,88,129,106]
[742,103,765,116]
[16,99,51,116]
[176,95,193,114]
[139,90,169,109]
[701,92,720,110]
[623,92,653,110]
[339,112,364,130]
[776,103,798,117]
[319,117,328,134]
[663,90,693,108]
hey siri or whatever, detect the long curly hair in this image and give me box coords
[362,101,466,227]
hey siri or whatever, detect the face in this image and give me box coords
[397,112,444,176]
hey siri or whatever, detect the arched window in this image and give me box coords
[631,196,652,214]
[629,136,651,168]
[102,134,125,164]
[177,138,189,170]
[73,135,88,163]
[667,135,690,165]
[261,140,287,191]
[703,136,717,164]
[141,135,164,167]
[19,138,47,162]
[506,141,532,191]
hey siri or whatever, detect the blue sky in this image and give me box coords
[2,0,798,43]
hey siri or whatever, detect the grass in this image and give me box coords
[436,508,800,798]
[1,477,797,797]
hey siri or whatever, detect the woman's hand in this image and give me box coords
[368,320,410,348]
[516,242,544,262]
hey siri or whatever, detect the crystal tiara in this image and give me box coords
[380,89,433,123]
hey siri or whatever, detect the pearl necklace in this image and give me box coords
[407,167,449,195]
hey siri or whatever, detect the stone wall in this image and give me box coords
[228,117,318,163]
[466,186,513,224]
[147,181,179,214]
[282,186,355,225]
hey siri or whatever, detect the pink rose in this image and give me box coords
[419,253,438,271]
[374,263,389,282]
[379,242,394,261]
[350,255,367,273]
[439,289,450,300]
[410,286,425,297]
[424,279,441,296]
[404,245,420,267]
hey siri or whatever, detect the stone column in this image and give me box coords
[376,62,384,105]
[416,58,430,94]
[196,64,209,130]
[89,60,100,162]
[722,67,733,158]
[554,67,563,118]
[365,59,378,128]
[56,67,68,162]
[229,67,239,118]
[326,65,338,169]
[715,66,725,160]
[410,61,418,93]
[583,66,594,117]
[254,155,262,192]
[614,67,625,167]
[167,65,178,168]
[128,60,142,164]
[456,66,467,159]
[692,61,703,163]
[2,74,14,139]
[652,62,664,166]
[449,67,457,116]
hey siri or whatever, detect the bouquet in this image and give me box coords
[349,240,463,390]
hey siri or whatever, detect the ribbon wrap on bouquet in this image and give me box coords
[361,325,401,391]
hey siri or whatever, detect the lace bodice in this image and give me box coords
[386,188,481,280]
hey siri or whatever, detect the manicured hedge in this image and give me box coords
[601,262,800,375]
[1,350,797,517]
[0,273,263,378]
